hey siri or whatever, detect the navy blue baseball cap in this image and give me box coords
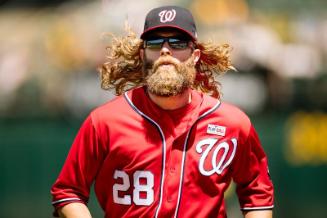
[141,6,197,41]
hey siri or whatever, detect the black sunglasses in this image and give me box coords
[144,36,191,50]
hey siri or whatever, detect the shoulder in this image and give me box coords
[91,94,126,119]
[88,89,135,126]
[218,102,251,126]
[88,87,146,125]
[206,98,252,138]
[201,94,251,125]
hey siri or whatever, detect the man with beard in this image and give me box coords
[51,6,274,218]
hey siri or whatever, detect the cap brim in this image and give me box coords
[141,25,196,41]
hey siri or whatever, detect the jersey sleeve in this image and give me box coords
[232,124,274,211]
[50,114,107,216]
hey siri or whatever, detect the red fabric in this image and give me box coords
[51,87,273,217]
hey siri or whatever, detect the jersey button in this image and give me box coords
[169,167,176,174]
[167,196,172,202]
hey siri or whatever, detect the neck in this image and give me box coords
[147,88,192,110]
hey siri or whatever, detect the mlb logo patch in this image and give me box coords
[207,124,226,136]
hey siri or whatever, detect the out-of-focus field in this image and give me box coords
[1,0,327,217]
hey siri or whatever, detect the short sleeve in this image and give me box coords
[50,114,107,216]
[232,124,274,211]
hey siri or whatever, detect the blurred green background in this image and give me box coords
[0,0,327,217]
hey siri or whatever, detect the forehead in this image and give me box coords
[143,28,190,39]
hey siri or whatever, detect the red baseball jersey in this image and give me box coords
[51,86,274,218]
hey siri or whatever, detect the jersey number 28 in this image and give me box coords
[113,170,154,206]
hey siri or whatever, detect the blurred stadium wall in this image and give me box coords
[0,0,327,217]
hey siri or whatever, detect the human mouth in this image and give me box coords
[158,63,175,70]
[159,60,174,65]
[153,56,179,72]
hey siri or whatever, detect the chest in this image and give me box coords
[106,116,240,182]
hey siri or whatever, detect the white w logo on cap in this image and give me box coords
[158,9,176,23]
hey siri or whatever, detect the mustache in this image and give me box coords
[152,56,181,72]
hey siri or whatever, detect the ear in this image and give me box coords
[192,49,201,64]
[140,48,145,61]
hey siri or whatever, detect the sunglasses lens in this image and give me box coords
[145,39,164,50]
[145,37,190,50]
[168,38,189,49]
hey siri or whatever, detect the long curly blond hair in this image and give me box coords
[98,26,234,99]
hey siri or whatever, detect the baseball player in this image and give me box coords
[51,5,274,218]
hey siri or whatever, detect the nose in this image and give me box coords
[160,42,172,56]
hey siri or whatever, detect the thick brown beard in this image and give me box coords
[145,55,196,96]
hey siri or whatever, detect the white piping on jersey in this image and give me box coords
[124,92,166,218]
[52,197,82,205]
[241,205,274,210]
[173,100,221,218]
[173,127,192,218]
